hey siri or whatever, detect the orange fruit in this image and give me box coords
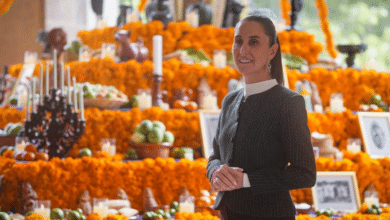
[174,100,187,109]
[24,152,36,161]
[36,152,49,161]
[25,144,37,154]
[185,101,198,111]
[15,152,25,161]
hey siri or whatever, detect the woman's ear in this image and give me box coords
[268,43,279,60]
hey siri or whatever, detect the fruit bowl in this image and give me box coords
[128,140,173,159]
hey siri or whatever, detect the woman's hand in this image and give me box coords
[211,164,244,191]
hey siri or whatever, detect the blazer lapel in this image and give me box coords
[219,89,244,163]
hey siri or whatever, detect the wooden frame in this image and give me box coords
[282,65,289,89]
[357,112,390,159]
[312,171,360,213]
[199,109,221,159]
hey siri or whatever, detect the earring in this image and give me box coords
[267,61,272,75]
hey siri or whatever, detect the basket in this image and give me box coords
[84,97,128,109]
[128,140,173,159]
[0,135,16,147]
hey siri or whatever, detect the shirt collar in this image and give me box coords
[244,79,278,99]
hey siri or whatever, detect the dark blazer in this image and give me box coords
[206,85,317,218]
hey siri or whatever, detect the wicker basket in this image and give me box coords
[128,140,173,159]
[0,135,16,147]
[84,97,128,109]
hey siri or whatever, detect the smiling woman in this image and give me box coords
[232,14,284,86]
[232,19,280,84]
[206,13,316,220]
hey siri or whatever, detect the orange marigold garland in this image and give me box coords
[0,157,211,211]
[24,214,46,220]
[177,25,235,58]
[137,0,150,12]
[287,68,389,111]
[76,21,232,57]
[280,0,291,26]
[315,0,338,58]
[0,0,14,16]
[77,27,118,50]
[3,153,390,211]
[278,30,324,64]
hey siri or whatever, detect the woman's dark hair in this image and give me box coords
[235,14,284,85]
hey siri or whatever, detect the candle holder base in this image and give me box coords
[336,44,368,69]
[152,74,163,107]
[23,87,85,159]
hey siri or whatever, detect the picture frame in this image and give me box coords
[357,112,390,159]
[199,110,221,159]
[312,171,360,213]
[282,65,289,89]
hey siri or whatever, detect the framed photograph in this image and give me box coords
[199,110,220,159]
[358,112,390,158]
[312,171,360,213]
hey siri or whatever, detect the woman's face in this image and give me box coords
[232,21,278,80]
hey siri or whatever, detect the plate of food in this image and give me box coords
[81,83,129,109]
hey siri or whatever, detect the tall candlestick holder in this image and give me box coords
[23,88,85,159]
[286,0,304,31]
[152,74,163,107]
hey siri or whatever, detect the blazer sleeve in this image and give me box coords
[246,95,317,196]
[206,110,223,182]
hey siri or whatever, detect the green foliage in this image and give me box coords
[66,41,82,55]
[284,54,306,70]
[249,0,390,70]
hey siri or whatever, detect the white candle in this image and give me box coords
[335,151,343,161]
[79,84,84,120]
[138,92,152,110]
[26,84,30,120]
[203,94,214,110]
[179,202,195,213]
[53,49,57,89]
[330,98,343,113]
[73,77,78,111]
[34,204,50,219]
[93,203,108,218]
[67,66,72,104]
[101,142,115,156]
[32,78,36,113]
[46,61,49,95]
[153,35,163,76]
[347,142,361,154]
[213,50,226,69]
[40,63,43,104]
[15,140,26,151]
[138,92,147,110]
[365,197,380,207]
[186,10,199,27]
[314,104,323,113]
[60,62,64,94]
